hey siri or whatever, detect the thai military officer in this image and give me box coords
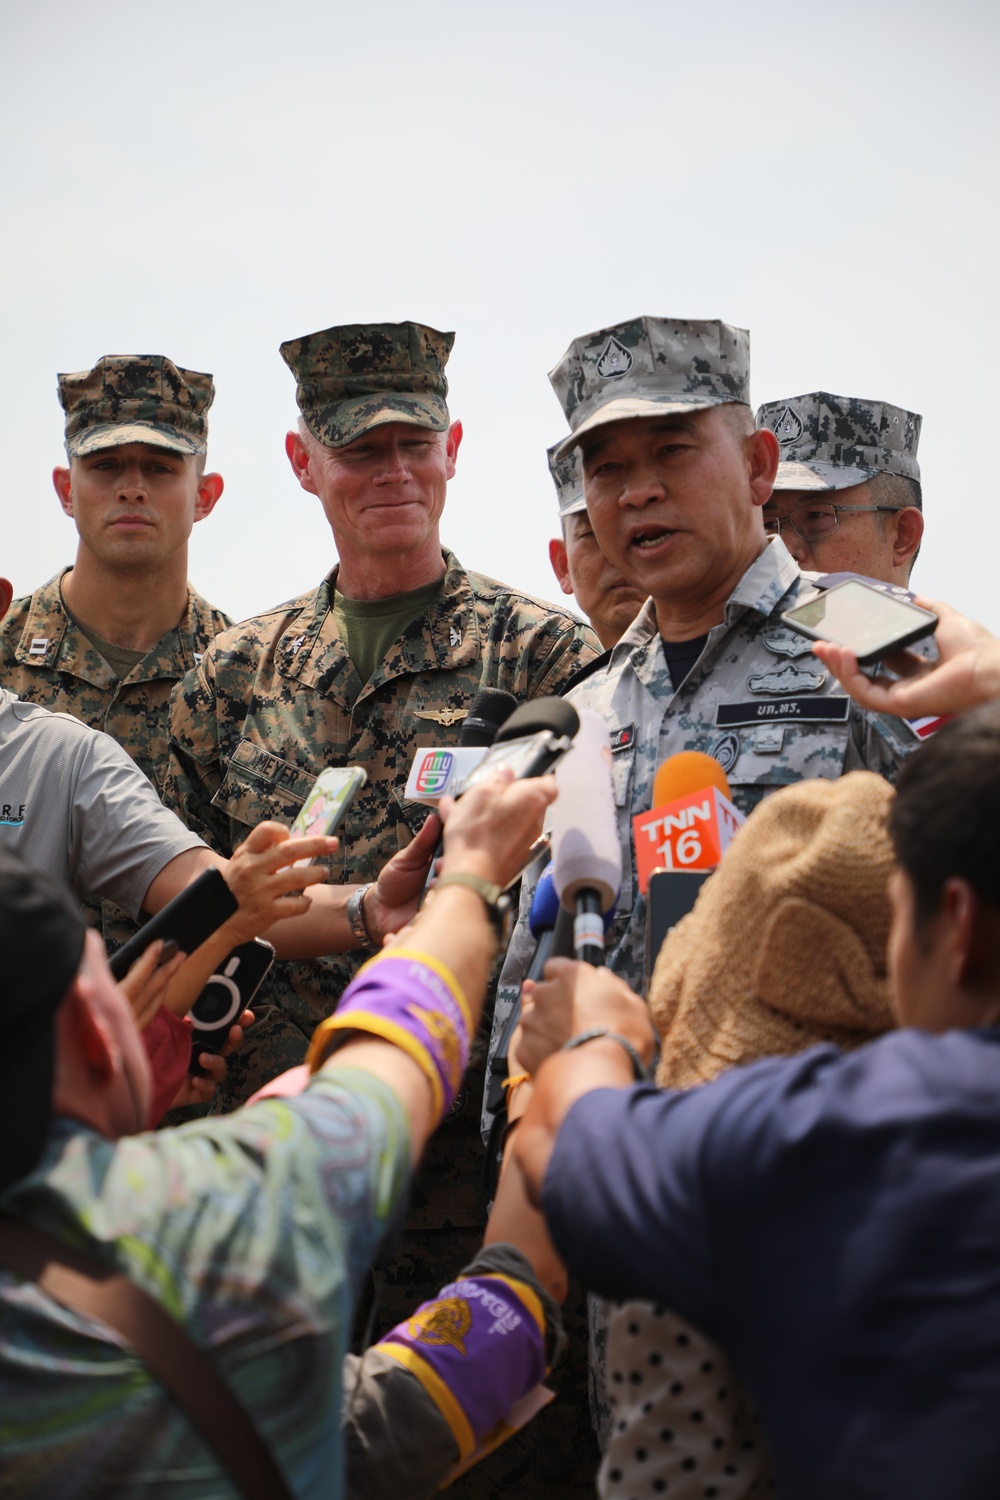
[546,442,647,650]
[757,390,924,585]
[166,321,598,1399]
[486,316,922,1456]
[0,355,232,953]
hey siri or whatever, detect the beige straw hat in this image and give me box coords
[651,771,897,1091]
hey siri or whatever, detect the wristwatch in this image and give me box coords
[435,872,514,944]
[346,883,376,950]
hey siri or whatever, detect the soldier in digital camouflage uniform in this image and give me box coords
[0,355,231,953]
[758,389,925,586]
[166,322,598,1488]
[485,317,924,1479]
[547,440,647,651]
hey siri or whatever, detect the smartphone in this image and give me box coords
[289,766,368,866]
[189,937,275,1073]
[460,730,575,794]
[781,580,938,666]
[108,868,238,982]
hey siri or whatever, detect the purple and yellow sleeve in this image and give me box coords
[306,949,473,1123]
[373,1272,548,1462]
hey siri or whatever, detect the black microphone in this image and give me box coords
[421,687,519,896]
[551,709,622,965]
[462,696,580,792]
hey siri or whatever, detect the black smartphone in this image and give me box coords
[781,579,938,666]
[189,938,276,1073]
[108,868,238,982]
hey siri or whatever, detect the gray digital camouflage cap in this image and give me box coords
[59,355,214,458]
[549,316,751,459]
[547,440,586,517]
[757,392,922,492]
[280,320,454,448]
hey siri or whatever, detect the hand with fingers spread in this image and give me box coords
[223,821,339,944]
[811,597,1000,720]
[119,939,188,1031]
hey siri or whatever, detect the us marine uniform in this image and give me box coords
[166,325,598,1456]
[0,356,231,953]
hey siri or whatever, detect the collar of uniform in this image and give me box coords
[139,585,229,679]
[276,551,481,696]
[13,569,102,683]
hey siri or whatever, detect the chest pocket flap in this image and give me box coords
[213,738,317,830]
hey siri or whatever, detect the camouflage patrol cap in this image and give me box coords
[547,441,586,517]
[758,391,922,492]
[549,317,751,459]
[59,355,213,458]
[280,320,454,448]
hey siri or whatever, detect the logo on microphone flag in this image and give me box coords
[415,750,455,795]
[632,786,745,893]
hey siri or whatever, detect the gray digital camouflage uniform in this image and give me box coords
[0,569,231,951]
[486,534,920,1447]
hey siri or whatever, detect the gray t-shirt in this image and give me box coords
[0,689,205,917]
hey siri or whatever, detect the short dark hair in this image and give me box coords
[870,470,922,513]
[889,704,1000,924]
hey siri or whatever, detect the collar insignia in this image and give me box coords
[449,625,462,647]
[28,637,49,657]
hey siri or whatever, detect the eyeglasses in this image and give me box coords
[763,503,900,543]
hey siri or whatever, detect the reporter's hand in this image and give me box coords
[437,768,558,889]
[811,597,1000,719]
[120,939,187,1031]
[366,812,442,945]
[223,821,339,942]
[171,1009,253,1109]
[514,959,654,1077]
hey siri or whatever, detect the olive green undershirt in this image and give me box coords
[60,583,147,681]
[333,578,444,685]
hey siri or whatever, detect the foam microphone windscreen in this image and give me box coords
[652,750,731,807]
[494,696,580,744]
[529,863,561,937]
[551,709,621,914]
[460,688,518,747]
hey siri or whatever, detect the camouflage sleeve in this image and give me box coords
[526,619,601,699]
[846,703,920,784]
[165,656,234,857]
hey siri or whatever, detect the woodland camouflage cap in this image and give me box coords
[547,440,586,517]
[59,355,213,457]
[549,316,751,459]
[280,320,454,448]
[758,391,922,492]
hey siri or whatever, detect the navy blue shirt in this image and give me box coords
[543,1028,1000,1500]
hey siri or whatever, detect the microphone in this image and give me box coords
[551,709,622,965]
[462,696,580,792]
[419,687,519,894]
[632,750,745,893]
[638,751,745,980]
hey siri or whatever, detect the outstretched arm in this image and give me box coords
[811,597,1000,720]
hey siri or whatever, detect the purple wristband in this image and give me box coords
[308,951,472,1119]
[377,1273,547,1457]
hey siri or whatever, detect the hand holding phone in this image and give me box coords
[781,579,938,666]
[289,766,367,867]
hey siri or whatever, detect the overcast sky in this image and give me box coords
[2,0,998,630]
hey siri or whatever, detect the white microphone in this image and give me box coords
[551,709,622,964]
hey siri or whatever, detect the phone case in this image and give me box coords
[289,766,368,865]
[781,582,937,667]
[109,868,238,982]
[189,938,276,1070]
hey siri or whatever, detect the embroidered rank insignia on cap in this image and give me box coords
[710,731,741,773]
[28,637,49,656]
[597,336,634,380]
[770,405,804,445]
[610,723,636,753]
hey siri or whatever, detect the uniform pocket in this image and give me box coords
[212,738,317,830]
[726,720,853,817]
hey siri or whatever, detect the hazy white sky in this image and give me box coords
[2,0,998,628]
